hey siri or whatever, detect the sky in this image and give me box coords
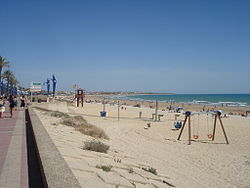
[0,0,249,94]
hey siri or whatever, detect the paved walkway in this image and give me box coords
[0,107,28,188]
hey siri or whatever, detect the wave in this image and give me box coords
[106,94,250,107]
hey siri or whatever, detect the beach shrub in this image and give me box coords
[83,140,109,153]
[33,106,52,112]
[34,106,109,139]
[62,116,109,139]
[62,115,88,127]
[142,167,157,175]
[128,168,134,174]
[33,106,69,118]
[96,165,112,172]
[51,111,69,118]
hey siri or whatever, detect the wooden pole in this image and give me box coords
[118,101,120,121]
[177,115,187,140]
[188,115,191,145]
[139,111,142,119]
[212,114,217,141]
[218,115,229,144]
[102,99,105,112]
[155,100,158,121]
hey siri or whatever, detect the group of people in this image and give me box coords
[0,95,26,118]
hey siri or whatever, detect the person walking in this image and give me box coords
[13,96,18,111]
[8,95,15,118]
[0,96,5,118]
[20,95,26,109]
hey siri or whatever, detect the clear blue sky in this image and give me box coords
[0,0,249,93]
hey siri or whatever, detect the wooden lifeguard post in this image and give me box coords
[177,111,229,145]
[75,89,85,107]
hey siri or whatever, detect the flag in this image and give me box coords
[46,78,50,95]
[52,75,57,97]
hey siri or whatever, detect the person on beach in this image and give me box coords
[8,95,15,118]
[20,95,26,109]
[13,96,18,111]
[0,97,5,118]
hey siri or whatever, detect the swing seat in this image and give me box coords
[193,135,199,139]
[207,134,213,139]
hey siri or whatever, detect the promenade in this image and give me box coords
[0,107,28,188]
[0,104,82,188]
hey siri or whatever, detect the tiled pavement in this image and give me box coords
[0,107,28,188]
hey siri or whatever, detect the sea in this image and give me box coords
[110,94,250,107]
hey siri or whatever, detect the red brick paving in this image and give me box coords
[0,109,17,173]
[0,107,28,188]
[20,111,28,188]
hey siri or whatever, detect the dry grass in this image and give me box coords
[83,140,110,153]
[51,111,70,118]
[33,106,69,118]
[142,167,157,175]
[96,165,112,172]
[62,116,109,139]
[33,106,52,112]
[34,106,109,139]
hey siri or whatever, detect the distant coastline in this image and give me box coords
[80,94,250,114]
[84,93,250,109]
[116,94,250,107]
[87,92,176,96]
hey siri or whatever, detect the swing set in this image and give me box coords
[192,113,213,139]
[177,111,229,145]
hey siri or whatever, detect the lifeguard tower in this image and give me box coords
[75,89,85,107]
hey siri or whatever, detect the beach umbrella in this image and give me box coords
[52,75,57,97]
[46,78,50,95]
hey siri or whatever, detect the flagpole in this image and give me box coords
[30,82,33,102]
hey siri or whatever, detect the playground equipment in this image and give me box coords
[206,113,214,139]
[192,113,200,139]
[177,111,229,145]
[192,112,214,139]
[75,89,85,107]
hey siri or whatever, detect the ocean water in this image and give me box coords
[113,94,250,107]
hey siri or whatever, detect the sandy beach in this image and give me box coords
[62,94,250,115]
[1,0,249,187]
[31,99,250,188]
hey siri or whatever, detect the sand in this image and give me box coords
[82,95,250,115]
[33,100,250,188]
